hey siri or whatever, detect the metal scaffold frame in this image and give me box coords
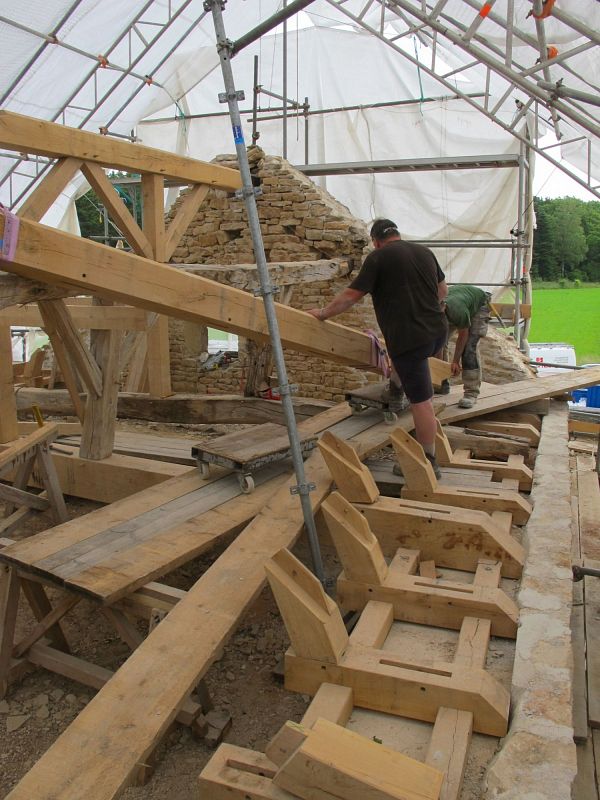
[322,0,600,200]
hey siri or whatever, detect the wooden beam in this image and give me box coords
[0,565,20,699]
[146,313,172,399]
[3,446,335,800]
[0,323,19,443]
[0,274,78,311]
[273,718,444,800]
[17,157,83,222]
[79,300,122,460]
[14,388,334,425]
[39,299,103,398]
[318,430,380,503]
[0,303,147,330]
[37,301,86,422]
[268,554,509,736]
[391,428,532,524]
[357,498,524,578]
[324,493,518,638]
[0,111,242,189]
[164,184,210,261]
[22,448,191,503]
[26,642,204,729]
[80,163,153,258]
[0,214,377,370]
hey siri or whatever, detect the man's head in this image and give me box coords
[370,218,401,249]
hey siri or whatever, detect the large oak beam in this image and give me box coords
[0,111,242,190]
[0,275,78,312]
[0,215,376,370]
[0,304,147,330]
[14,388,333,425]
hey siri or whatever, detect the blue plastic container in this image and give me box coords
[587,385,600,409]
[571,389,588,403]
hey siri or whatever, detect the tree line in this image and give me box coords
[531,197,600,282]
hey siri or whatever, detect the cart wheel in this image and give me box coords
[239,474,255,494]
[198,462,210,478]
[383,411,398,424]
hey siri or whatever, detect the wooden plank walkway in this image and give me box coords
[0,405,352,605]
[439,368,600,425]
[5,373,598,800]
[4,406,403,800]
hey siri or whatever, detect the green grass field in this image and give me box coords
[528,287,600,365]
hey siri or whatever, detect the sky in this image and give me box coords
[532,134,598,201]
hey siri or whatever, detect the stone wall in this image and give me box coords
[165,148,534,398]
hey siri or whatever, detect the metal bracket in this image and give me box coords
[234,186,262,200]
[203,0,226,11]
[252,284,279,297]
[218,90,245,103]
[290,482,316,496]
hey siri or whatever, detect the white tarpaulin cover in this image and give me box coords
[1,0,598,290]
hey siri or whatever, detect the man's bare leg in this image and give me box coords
[410,398,437,454]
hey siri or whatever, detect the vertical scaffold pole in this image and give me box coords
[206,0,326,585]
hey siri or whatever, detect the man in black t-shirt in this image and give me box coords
[308,218,448,478]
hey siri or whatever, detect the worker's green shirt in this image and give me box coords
[444,285,488,329]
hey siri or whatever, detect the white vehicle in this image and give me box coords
[529,343,577,375]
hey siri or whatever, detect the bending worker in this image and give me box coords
[308,218,448,478]
[442,284,491,409]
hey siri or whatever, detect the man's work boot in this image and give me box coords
[435,379,450,395]
[425,453,442,479]
[459,369,480,409]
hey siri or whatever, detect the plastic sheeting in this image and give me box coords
[0,0,595,289]
[139,25,528,289]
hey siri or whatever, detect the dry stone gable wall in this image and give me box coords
[165,148,534,398]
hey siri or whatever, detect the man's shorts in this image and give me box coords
[390,333,447,405]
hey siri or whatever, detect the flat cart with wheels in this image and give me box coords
[191,422,317,493]
[345,382,410,425]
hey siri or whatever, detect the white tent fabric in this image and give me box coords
[0,0,596,290]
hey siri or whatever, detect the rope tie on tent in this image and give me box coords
[365,330,391,377]
[0,204,21,262]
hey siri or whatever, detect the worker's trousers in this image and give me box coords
[445,301,491,398]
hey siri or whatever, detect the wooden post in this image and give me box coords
[0,323,19,443]
[142,174,172,399]
[79,300,122,460]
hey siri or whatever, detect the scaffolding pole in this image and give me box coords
[206,0,326,586]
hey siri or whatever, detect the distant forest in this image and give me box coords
[532,197,600,282]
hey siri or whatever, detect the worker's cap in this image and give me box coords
[370,218,399,241]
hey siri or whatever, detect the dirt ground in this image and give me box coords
[0,418,315,799]
[0,417,516,799]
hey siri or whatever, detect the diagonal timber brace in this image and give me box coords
[0,214,377,370]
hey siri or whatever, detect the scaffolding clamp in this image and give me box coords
[290,482,316,497]
[252,284,278,297]
[219,90,245,103]
[234,186,262,200]
[203,0,226,11]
